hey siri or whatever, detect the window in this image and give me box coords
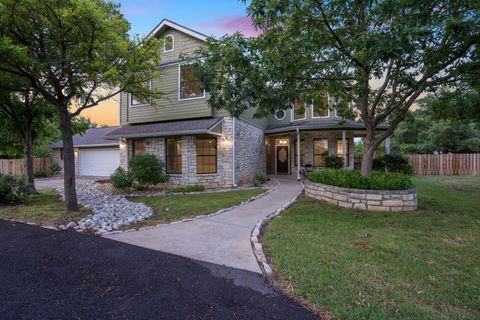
[275,110,286,120]
[196,138,217,174]
[133,139,146,156]
[130,81,151,107]
[164,34,174,52]
[166,138,182,174]
[292,98,306,121]
[179,65,205,100]
[312,93,329,118]
[335,99,350,118]
[337,139,350,164]
[313,139,329,167]
[294,139,305,166]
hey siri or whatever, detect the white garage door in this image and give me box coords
[79,148,120,177]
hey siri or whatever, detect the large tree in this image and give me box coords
[193,0,479,176]
[0,0,163,211]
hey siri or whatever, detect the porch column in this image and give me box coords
[385,136,391,155]
[342,130,347,168]
[296,127,301,180]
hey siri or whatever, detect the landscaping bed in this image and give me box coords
[0,189,91,226]
[263,176,480,319]
[125,188,266,229]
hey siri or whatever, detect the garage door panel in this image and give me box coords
[79,148,120,176]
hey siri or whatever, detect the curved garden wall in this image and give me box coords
[304,180,417,212]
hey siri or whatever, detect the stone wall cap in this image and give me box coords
[306,180,416,194]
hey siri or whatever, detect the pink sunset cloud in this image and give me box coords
[199,15,261,37]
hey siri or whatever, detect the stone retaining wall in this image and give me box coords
[304,180,417,212]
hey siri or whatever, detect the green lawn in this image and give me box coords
[0,190,91,226]
[264,176,480,319]
[128,188,265,228]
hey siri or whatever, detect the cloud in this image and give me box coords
[199,15,261,37]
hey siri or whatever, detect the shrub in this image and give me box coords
[128,154,167,188]
[110,167,133,192]
[49,161,62,176]
[169,184,205,193]
[34,170,48,178]
[255,171,269,183]
[309,169,413,190]
[0,174,29,203]
[325,156,343,169]
[373,155,413,175]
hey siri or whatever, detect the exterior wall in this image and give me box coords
[234,118,266,184]
[120,27,211,125]
[305,180,418,212]
[52,147,80,176]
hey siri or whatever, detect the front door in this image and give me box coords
[276,145,289,174]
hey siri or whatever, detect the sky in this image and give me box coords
[83,0,256,125]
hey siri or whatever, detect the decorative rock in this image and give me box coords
[66,222,77,229]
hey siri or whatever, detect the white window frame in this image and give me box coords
[178,63,206,101]
[311,93,331,119]
[334,99,352,118]
[274,109,286,121]
[164,34,174,53]
[128,80,152,108]
[291,100,307,122]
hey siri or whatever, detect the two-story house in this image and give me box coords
[105,19,389,189]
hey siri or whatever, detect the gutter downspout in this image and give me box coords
[296,127,301,181]
[232,117,237,188]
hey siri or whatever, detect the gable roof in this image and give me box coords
[50,127,120,148]
[147,19,208,41]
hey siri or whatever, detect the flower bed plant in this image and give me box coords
[309,169,414,190]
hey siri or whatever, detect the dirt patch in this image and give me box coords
[446,182,473,192]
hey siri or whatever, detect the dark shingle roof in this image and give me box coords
[50,127,120,148]
[105,118,223,139]
[265,119,389,134]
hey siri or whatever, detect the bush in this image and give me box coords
[110,167,133,192]
[128,154,167,188]
[325,156,344,169]
[34,170,48,178]
[255,171,269,183]
[309,169,414,190]
[0,174,29,203]
[49,161,62,176]
[169,184,205,193]
[373,155,413,175]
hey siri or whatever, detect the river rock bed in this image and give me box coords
[57,182,154,234]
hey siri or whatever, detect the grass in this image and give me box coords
[0,189,91,226]
[264,176,480,320]
[128,188,265,228]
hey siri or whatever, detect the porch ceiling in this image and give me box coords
[265,119,389,135]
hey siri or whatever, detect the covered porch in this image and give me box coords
[264,120,390,179]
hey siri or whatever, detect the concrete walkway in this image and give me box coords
[104,178,303,273]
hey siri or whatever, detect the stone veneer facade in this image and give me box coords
[304,180,417,212]
[119,117,265,189]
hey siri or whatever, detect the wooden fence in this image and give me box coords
[408,154,480,176]
[0,157,52,176]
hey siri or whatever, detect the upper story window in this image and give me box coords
[275,110,286,121]
[292,98,306,121]
[179,64,205,100]
[335,98,351,118]
[129,81,152,107]
[312,93,329,118]
[164,34,174,52]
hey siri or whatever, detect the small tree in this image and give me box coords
[128,155,167,189]
[193,0,479,176]
[0,0,163,211]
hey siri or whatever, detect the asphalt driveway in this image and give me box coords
[0,220,316,320]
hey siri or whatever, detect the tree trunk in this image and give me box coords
[360,135,378,177]
[23,126,38,194]
[59,111,78,212]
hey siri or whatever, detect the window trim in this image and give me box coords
[291,99,307,122]
[165,137,182,174]
[178,63,206,101]
[274,109,286,121]
[311,93,331,119]
[129,80,152,108]
[196,137,217,174]
[313,138,329,167]
[163,34,175,53]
